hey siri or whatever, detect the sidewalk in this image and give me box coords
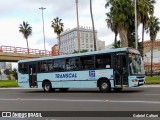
[140,84,160,87]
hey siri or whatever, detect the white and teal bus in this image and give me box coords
[18,47,145,92]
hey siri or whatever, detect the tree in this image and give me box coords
[106,12,118,45]
[146,15,160,77]
[138,0,155,58]
[12,68,18,80]
[73,49,88,54]
[51,17,64,55]
[19,21,32,54]
[3,69,11,80]
[105,0,134,47]
[90,0,97,51]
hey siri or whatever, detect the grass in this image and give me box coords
[0,80,18,87]
[0,76,159,88]
[145,76,160,84]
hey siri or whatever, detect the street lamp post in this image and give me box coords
[134,0,138,50]
[75,0,80,53]
[39,7,46,52]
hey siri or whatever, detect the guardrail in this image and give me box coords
[0,45,52,56]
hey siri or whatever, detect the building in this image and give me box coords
[143,40,160,74]
[97,40,105,50]
[59,27,98,53]
[51,44,58,56]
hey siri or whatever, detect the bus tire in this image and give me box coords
[43,81,52,92]
[113,88,122,92]
[99,80,111,93]
[59,88,69,92]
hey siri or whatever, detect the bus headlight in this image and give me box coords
[131,79,138,82]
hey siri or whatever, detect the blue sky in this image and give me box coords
[0,0,160,52]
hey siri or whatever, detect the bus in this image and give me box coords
[18,47,145,92]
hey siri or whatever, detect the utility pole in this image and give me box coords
[76,0,80,53]
[135,0,138,50]
[39,7,46,52]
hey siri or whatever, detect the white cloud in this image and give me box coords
[0,0,160,53]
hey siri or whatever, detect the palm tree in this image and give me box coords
[138,0,155,59]
[106,12,118,46]
[105,0,134,47]
[90,0,96,51]
[19,21,32,54]
[51,17,64,55]
[146,15,160,77]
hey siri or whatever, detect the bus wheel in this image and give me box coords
[43,81,52,92]
[113,88,122,92]
[59,88,69,92]
[99,80,111,93]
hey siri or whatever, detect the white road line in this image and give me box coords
[0,98,105,102]
[145,94,160,95]
[0,98,160,104]
[109,100,160,104]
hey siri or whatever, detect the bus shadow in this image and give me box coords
[24,88,144,94]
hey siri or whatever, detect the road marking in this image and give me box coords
[0,98,160,104]
[0,98,105,102]
[145,94,160,95]
[109,100,160,104]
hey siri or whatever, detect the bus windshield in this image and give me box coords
[129,54,145,75]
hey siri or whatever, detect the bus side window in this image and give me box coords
[54,59,65,71]
[19,63,28,74]
[66,59,71,70]
[95,54,111,69]
[80,56,94,70]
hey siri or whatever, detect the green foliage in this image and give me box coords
[73,50,88,54]
[51,17,64,54]
[3,68,18,80]
[51,17,64,37]
[105,0,134,47]
[12,68,18,80]
[3,69,10,75]
[19,21,32,40]
[146,15,160,41]
[113,41,121,48]
[19,21,32,54]
[105,0,156,48]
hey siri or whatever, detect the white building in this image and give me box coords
[97,40,105,51]
[59,27,100,53]
[144,50,160,63]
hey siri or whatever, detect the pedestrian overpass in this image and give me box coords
[0,45,52,62]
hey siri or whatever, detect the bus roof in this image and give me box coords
[18,47,139,63]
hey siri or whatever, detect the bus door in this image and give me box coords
[113,53,128,86]
[29,63,38,88]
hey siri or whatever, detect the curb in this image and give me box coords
[140,85,160,87]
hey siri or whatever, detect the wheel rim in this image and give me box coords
[45,84,50,91]
[102,82,108,89]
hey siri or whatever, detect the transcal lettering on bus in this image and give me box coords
[55,73,77,78]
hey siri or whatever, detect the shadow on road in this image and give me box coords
[23,88,144,94]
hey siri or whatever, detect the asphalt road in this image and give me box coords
[0,87,160,120]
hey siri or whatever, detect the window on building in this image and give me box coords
[86,39,88,43]
[86,44,89,48]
